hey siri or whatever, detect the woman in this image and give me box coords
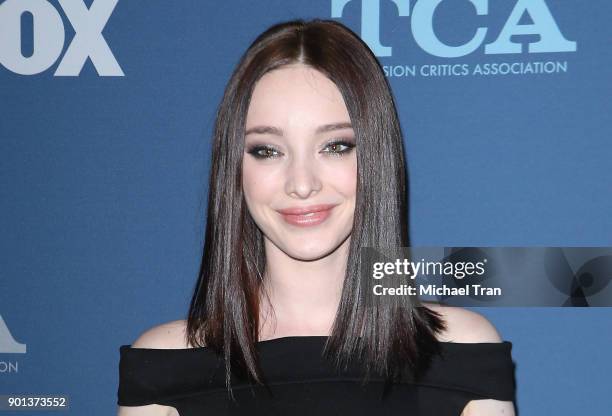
[117,19,516,416]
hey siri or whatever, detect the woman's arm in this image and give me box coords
[116,321,187,416]
[461,399,516,416]
[423,303,517,416]
[117,404,174,416]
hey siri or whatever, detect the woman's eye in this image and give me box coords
[322,140,356,156]
[246,141,355,160]
[247,145,281,159]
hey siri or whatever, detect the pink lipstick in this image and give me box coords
[277,204,338,227]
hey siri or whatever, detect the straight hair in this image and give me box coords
[187,18,445,398]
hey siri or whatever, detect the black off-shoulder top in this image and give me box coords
[117,336,516,416]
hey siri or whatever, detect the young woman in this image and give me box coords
[117,19,516,416]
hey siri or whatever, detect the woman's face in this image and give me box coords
[242,64,357,261]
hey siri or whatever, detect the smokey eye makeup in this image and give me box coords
[245,144,282,159]
[321,139,356,157]
[245,138,356,160]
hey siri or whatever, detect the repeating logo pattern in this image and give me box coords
[0,0,123,76]
[332,0,576,78]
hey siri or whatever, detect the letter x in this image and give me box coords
[55,0,124,76]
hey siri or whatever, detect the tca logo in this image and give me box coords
[0,0,123,76]
[331,0,576,57]
[0,315,26,354]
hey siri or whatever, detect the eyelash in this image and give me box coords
[246,139,356,160]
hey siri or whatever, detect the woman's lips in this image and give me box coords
[277,204,338,227]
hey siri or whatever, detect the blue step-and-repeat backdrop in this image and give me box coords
[1,1,611,415]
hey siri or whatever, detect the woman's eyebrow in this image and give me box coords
[245,122,353,136]
[315,122,353,134]
[245,125,283,136]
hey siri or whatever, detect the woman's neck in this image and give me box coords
[258,236,350,340]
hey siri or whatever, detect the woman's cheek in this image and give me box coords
[325,163,357,195]
[243,165,279,208]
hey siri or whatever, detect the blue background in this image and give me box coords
[1,1,611,415]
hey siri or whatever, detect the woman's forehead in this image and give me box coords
[246,65,350,129]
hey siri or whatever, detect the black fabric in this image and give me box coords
[117,336,516,416]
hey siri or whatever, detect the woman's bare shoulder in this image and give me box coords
[119,320,188,415]
[130,319,193,349]
[421,302,503,343]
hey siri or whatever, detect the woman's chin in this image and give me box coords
[282,239,347,262]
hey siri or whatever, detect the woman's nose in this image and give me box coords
[284,155,322,199]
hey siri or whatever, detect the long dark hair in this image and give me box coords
[187,18,445,397]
